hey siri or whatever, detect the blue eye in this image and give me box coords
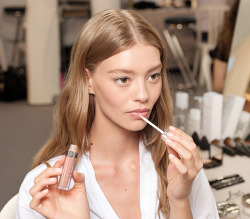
[116,77,129,84]
[149,73,161,81]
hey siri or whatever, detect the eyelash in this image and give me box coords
[115,73,161,86]
[149,73,161,81]
[115,77,130,85]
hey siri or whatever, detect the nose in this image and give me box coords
[133,79,149,103]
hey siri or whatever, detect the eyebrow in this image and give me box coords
[107,63,162,74]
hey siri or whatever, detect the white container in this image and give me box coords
[173,91,189,132]
[234,111,250,140]
[188,108,201,136]
[202,92,223,142]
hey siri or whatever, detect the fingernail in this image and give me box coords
[166,138,172,144]
[55,168,62,173]
[161,135,167,141]
[49,178,56,182]
[169,126,176,131]
[42,189,48,193]
[167,132,174,137]
[169,154,174,159]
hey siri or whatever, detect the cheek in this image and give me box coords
[150,83,162,104]
[95,83,128,109]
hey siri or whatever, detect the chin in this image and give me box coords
[124,121,147,132]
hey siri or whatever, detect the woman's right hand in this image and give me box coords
[29,156,90,219]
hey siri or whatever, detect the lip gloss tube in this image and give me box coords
[58,144,78,190]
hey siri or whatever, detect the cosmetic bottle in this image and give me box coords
[202,92,223,142]
[58,144,78,190]
[173,91,189,132]
[193,96,203,137]
[234,111,250,140]
[242,194,250,216]
[188,108,201,137]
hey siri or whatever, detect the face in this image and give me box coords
[87,43,162,132]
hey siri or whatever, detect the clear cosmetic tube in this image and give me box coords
[58,144,78,190]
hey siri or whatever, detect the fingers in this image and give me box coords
[164,126,203,172]
[169,154,187,175]
[29,156,65,210]
[53,155,65,168]
[167,126,197,154]
[30,176,58,196]
[34,156,65,184]
[166,140,197,181]
[29,189,48,210]
[72,171,86,192]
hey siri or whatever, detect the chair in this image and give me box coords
[195,5,229,91]
[0,194,18,219]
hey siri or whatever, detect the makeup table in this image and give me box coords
[203,153,250,218]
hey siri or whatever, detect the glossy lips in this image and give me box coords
[127,109,149,119]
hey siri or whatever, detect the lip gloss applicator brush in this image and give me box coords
[139,115,182,159]
[139,114,168,137]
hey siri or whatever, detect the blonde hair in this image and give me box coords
[32,9,173,217]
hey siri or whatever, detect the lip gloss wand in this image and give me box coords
[139,115,182,159]
[139,114,168,137]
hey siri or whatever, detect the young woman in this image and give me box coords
[16,9,219,219]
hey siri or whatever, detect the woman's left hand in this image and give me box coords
[163,126,203,201]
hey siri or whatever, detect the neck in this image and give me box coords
[88,119,140,166]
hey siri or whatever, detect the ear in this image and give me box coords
[85,68,95,95]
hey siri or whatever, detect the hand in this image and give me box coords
[29,156,90,219]
[163,126,203,202]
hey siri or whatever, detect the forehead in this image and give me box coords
[94,44,161,74]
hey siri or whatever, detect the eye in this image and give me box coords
[116,77,130,84]
[148,73,161,81]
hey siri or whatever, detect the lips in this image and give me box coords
[127,109,150,119]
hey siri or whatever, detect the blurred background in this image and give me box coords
[1,0,250,216]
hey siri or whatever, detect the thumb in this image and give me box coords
[72,170,86,192]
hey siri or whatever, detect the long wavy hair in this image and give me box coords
[32,9,173,217]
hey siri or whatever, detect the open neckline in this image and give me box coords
[84,143,144,218]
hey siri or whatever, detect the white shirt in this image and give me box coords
[16,142,219,219]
